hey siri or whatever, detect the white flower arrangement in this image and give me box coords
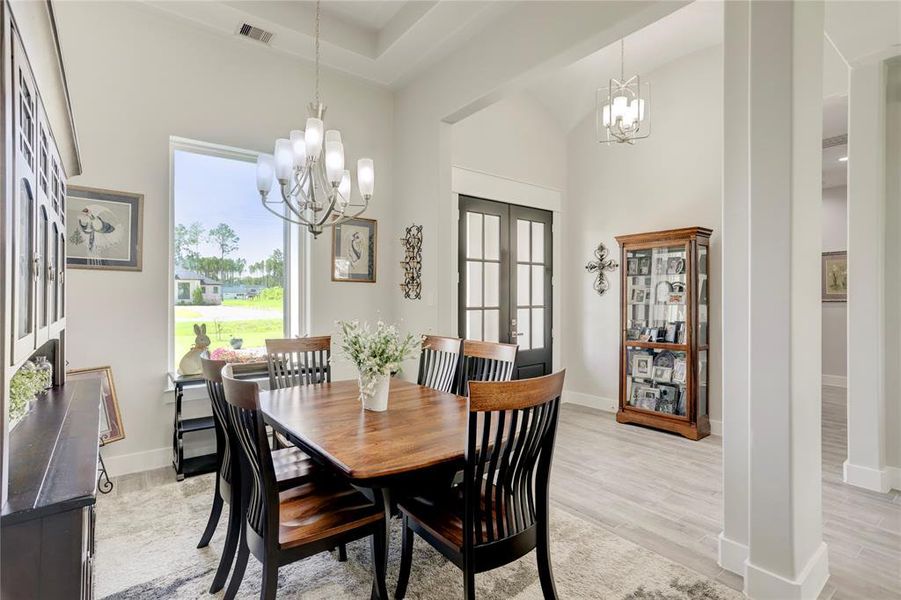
[336,321,418,396]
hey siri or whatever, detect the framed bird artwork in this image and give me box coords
[66,186,144,271]
[332,217,377,283]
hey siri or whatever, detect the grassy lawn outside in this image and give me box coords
[173,318,284,364]
[222,297,281,310]
[173,287,285,368]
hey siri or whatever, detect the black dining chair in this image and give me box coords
[265,336,332,389]
[417,335,462,394]
[196,356,318,594]
[395,370,566,600]
[220,364,390,600]
[263,336,348,561]
[457,340,518,396]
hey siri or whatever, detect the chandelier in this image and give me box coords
[597,39,650,145]
[254,0,374,237]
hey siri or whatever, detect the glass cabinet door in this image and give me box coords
[623,243,689,345]
[37,206,48,331]
[624,345,689,417]
[15,180,35,344]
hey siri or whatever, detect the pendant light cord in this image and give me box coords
[315,0,321,106]
[620,38,624,81]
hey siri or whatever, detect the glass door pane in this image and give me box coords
[462,206,503,343]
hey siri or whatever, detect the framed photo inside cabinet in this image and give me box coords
[821,251,847,302]
[333,218,377,282]
[66,186,143,271]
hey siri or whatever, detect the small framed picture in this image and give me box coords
[647,327,659,342]
[664,323,678,344]
[632,353,653,378]
[67,366,125,444]
[821,251,847,302]
[652,366,673,383]
[67,186,144,271]
[626,327,642,341]
[636,387,659,411]
[677,323,687,345]
[638,256,651,275]
[626,258,639,275]
[631,288,646,303]
[657,385,680,413]
[655,257,665,275]
[668,292,685,305]
[333,218,377,282]
[666,256,685,275]
[673,358,687,384]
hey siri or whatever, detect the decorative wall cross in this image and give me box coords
[585,243,618,296]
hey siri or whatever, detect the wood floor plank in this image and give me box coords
[551,385,901,598]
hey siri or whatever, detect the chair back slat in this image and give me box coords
[458,340,517,396]
[221,364,278,543]
[200,355,233,485]
[417,335,462,394]
[266,336,331,390]
[463,371,565,550]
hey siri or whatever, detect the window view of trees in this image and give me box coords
[173,149,286,368]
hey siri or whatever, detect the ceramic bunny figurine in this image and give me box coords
[178,323,211,376]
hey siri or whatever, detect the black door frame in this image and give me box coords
[457,195,553,378]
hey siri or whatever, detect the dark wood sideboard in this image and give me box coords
[1,377,102,599]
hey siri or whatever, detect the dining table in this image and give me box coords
[259,376,470,587]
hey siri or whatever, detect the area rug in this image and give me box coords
[95,474,742,599]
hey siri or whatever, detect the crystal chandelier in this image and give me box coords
[597,39,650,145]
[254,0,374,237]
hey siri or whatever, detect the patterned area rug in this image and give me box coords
[95,474,743,599]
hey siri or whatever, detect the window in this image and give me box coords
[172,146,287,367]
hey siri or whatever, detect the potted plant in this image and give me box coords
[337,320,417,412]
[9,360,52,429]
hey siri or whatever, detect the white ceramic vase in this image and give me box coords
[360,372,390,412]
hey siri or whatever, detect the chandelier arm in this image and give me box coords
[260,196,314,227]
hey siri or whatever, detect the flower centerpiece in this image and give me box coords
[337,320,417,412]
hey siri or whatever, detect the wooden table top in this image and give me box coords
[260,378,468,483]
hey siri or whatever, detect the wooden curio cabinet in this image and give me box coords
[615,227,712,440]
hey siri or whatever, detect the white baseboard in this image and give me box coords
[102,442,216,478]
[562,390,617,413]
[102,447,172,477]
[710,419,723,436]
[717,532,748,576]
[822,374,847,388]
[745,542,829,600]
[886,466,901,492]
[843,460,891,493]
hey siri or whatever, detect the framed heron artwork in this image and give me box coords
[66,186,144,271]
[332,217,377,282]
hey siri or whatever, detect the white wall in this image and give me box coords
[54,2,397,474]
[451,94,567,192]
[885,61,901,473]
[822,185,847,381]
[563,46,723,425]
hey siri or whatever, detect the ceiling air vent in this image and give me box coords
[237,23,274,45]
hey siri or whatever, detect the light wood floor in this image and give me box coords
[111,385,899,599]
[552,385,901,600]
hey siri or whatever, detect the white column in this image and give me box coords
[718,0,750,577]
[845,62,889,492]
[722,1,830,597]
